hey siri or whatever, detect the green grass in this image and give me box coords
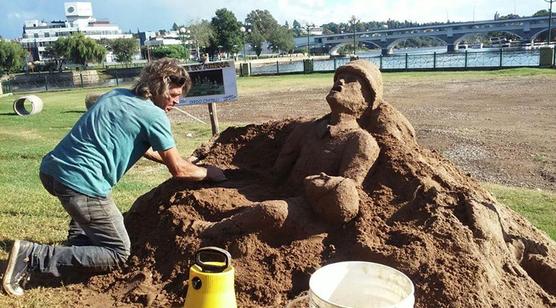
[484,183,556,240]
[0,71,555,305]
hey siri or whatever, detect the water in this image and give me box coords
[250,48,542,75]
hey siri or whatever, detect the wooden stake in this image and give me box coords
[207,103,219,136]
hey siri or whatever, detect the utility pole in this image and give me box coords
[305,24,314,57]
[349,16,360,56]
[240,24,251,61]
[546,0,555,45]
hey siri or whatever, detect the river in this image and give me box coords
[249,47,544,75]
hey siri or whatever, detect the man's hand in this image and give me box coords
[158,147,227,182]
[204,165,227,182]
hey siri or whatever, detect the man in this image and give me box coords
[2,58,225,296]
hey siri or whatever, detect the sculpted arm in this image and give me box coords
[272,124,305,180]
[338,131,380,186]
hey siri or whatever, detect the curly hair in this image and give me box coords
[131,58,192,99]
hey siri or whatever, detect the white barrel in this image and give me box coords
[13,95,43,116]
[309,262,414,308]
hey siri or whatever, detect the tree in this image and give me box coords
[533,9,550,17]
[150,45,189,60]
[188,19,215,59]
[49,33,106,67]
[247,29,266,56]
[44,40,67,72]
[210,8,242,56]
[498,13,520,20]
[269,26,294,53]
[245,10,293,55]
[0,40,27,76]
[108,38,139,63]
[292,20,302,37]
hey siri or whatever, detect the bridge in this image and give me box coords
[295,16,556,56]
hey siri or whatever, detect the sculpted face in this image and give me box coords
[326,72,369,116]
[151,86,183,113]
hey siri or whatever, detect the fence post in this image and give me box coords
[499,48,503,67]
[44,75,48,91]
[276,61,279,74]
[80,72,84,88]
[433,52,437,69]
[334,58,337,70]
[379,55,383,70]
[405,53,409,70]
[553,46,556,68]
[465,50,468,69]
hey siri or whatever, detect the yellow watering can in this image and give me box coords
[184,246,237,308]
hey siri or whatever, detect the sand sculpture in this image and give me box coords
[88,60,556,307]
[189,61,381,238]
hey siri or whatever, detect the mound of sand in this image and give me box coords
[88,101,556,307]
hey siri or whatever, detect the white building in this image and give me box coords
[19,2,132,62]
[142,30,194,49]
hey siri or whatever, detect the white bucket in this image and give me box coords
[309,262,414,308]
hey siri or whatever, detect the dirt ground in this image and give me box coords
[89,66,555,307]
[175,74,556,192]
[2,73,555,307]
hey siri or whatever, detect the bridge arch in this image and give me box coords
[386,36,447,51]
[453,31,524,46]
[329,40,382,55]
[530,28,556,42]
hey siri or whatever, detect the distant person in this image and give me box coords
[2,58,226,297]
[200,53,210,64]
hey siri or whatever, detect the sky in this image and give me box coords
[0,0,552,39]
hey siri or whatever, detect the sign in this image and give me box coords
[179,60,238,106]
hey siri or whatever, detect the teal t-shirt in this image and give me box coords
[40,88,175,197]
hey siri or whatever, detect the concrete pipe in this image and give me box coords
[13,95,44,116]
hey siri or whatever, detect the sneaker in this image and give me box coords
[2,240,34,296]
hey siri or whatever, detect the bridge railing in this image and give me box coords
[248,49,543,76]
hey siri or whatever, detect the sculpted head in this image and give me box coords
[326,60,383,117]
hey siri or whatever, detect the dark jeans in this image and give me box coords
[30,172,130,277]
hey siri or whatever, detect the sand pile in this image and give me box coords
[89,114,556,307]
[88,62,556,307]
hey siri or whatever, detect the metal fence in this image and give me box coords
[2,73,138,94]
[1,49,551,93]
[249,49,543,76]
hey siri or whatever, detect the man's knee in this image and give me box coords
[114,245,131,264]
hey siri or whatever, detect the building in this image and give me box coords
[19,2,132,62]
[143,30,186,47]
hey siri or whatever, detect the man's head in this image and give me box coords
[132,58,192,113]
[326,60,383,116]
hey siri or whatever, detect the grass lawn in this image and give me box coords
[0,68,555,305]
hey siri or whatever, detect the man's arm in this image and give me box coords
[144,148,165,164]
[158,147,226,182]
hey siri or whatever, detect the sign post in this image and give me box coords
[177,60,238,136]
